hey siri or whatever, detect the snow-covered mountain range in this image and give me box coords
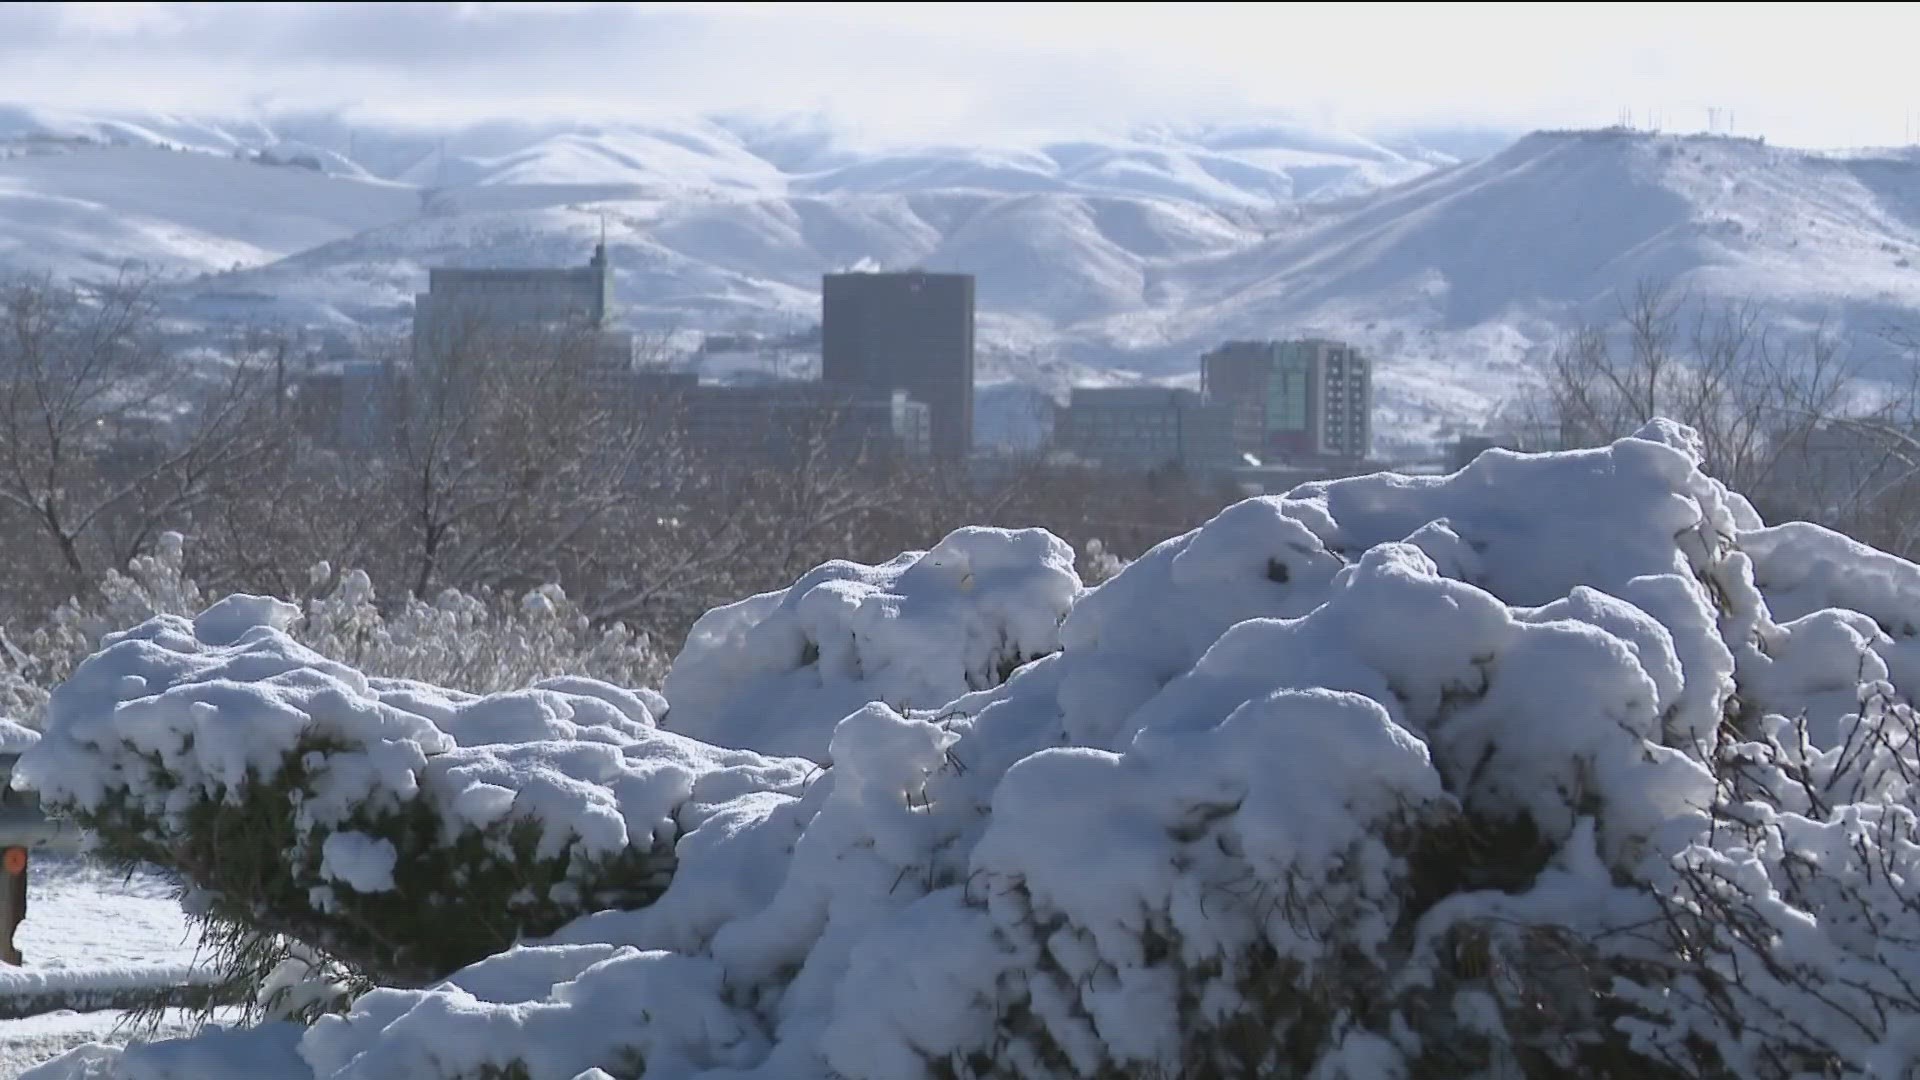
[4,106,1919,456]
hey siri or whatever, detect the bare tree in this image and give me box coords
[1543,281,1851,488]
[1535,279,1920,556]
[0,275,283,612]
[584,404,921,634]
[383,316,677,599]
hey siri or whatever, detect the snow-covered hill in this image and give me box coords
[0,146,415,280]
[0,108,1435,209]
[1142,130,1920,443]
[1172,130,1920,340]
[0,108,1433,344]
[6,111,1920,455]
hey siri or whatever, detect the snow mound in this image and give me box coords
[663,526,1081,763]
[30,421,1920,1079]
[20,1023,307,1080]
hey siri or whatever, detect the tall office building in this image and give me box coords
[1201,339,1372,460]
[821,271,975,460]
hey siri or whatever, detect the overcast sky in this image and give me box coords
[4,2,1917,148]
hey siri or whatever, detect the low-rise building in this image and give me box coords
[1226,457,1389,495]
[679,381,931,463]
[1446,423,1572,471]
[1051,386,1236,474]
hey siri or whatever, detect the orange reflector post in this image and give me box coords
[0,845,24,965]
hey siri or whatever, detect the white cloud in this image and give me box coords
[1,1,1915,147]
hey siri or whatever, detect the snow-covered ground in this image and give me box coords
[0,857,207,1078]
[0,1010,209,1080]
[9,858,200,975]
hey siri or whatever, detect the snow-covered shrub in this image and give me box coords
[297,567,666,695]
[0,533,205,728]
[37,420,1920,1080]
[662,526,1081,762]
[0,538,666,730]
[1079,538,1127,585]
[792,429,1739,1078]
[0,540,668,1030]
[16,597,813,990]
[1625,685,1920,1078]
[1612,525,1920,1078]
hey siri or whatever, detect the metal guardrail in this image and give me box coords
[0,980,234,1021]
[0,803,80,851]
[0,753,80,853]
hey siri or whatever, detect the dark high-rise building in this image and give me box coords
[821,271,975,460]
